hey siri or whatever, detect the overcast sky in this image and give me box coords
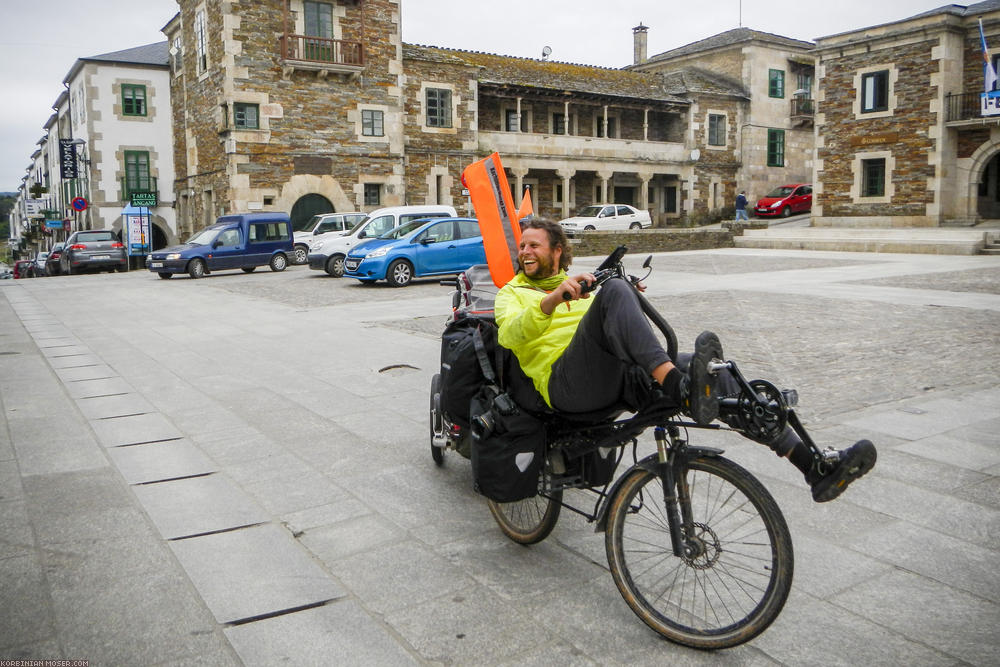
[0,0,954,193]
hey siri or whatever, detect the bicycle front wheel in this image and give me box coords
[605,456,793,649]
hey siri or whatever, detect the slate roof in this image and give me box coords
[658,66,749,98]
[63,42,169,84]
[643,28,813,65]
[818,1,1000,40]
[403,44,691,104]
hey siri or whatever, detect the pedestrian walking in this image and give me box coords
[735,190,749,221]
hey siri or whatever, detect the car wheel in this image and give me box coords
[116,265,126,272]
[325,254,345,277]
[781,206,792,218]
[188,258,206,279]
[386,259,413,287]
[241,267,256,273]
[629,222,642,230]
[293,245,308,264]
[158,273,173,279]
[269,253,288,272]
[584,225,596,231]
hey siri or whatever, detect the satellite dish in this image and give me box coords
[541,46,552,60]
[690,149,701,161]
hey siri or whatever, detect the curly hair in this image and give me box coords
[520,218,572,271]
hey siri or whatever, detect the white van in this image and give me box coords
[307,204,457,276]
[292,211,366,264]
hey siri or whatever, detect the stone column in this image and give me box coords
[511,166,529,207]
[597,169,613,203]
[603,105,609,137]
[638,172,651,212]
[643,108,649,141]
[556,168,575,218]
[516,97,522,132]
[564,100,571,135]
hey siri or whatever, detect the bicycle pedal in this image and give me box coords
[781,389,799,407]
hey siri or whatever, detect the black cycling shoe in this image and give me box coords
[687,331,723,425]
[809,439,877,503]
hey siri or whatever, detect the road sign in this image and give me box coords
[130,192,158,207]
[71,197,88,212]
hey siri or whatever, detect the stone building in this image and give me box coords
[163,0,760,231]
[628,27,816,210]
[812,0,1000,226]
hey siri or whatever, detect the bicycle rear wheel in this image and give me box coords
[487,470,562,545]
[605,456,793,649]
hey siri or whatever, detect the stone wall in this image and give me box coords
[568,229,734,257]
[816,38,937,223]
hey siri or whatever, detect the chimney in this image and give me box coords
[633,23,649,65]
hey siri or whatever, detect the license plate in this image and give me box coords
[345,259,360,271]
[152,262,163,268]
[93,255,110,260]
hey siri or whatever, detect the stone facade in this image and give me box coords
[813,3,1000,226]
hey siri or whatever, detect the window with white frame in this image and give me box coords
[195,9,208,73]
[364,183,381,206]
[234,103,259,129]
[861,70,889,113]
[707,114,726,146]
[851,150,894,203]
[861,158,886,197]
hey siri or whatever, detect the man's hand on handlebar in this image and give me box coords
[541,272,595,315]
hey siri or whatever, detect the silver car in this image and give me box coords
[61,230,128,274]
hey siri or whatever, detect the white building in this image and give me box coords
[59,42,177,247]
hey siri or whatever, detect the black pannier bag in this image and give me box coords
[438,314,498,429]
[469,384,545,502]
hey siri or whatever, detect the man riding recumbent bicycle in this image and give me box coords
[429,218,876,649]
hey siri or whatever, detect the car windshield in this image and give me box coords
[298,215,325,233]
[377,219,430,240]
[765,186,795,198]
[185,226,223,245]
[575,206,603,218]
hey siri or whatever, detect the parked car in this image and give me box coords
[0,266,11,280]
[343,217,485,287]
[147,212,294,279]
[45,243,64,276]
[309,205,457,277]
[558,204,652,234]
[292,212,366,264]
[754,184,812,218]
[13,260,35,278]
[61,230,127,274]
[33,251,49,277]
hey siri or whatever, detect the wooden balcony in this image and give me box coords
[279,34,365,78]
[790,97,814,128]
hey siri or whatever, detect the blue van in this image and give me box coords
[147,213,294,279]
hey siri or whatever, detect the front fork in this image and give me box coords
[654,425,695,558]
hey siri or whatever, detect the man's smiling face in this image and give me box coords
[518,227,561,279]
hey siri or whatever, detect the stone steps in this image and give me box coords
[734,228,989,255]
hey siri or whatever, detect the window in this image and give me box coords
[708,114,726,146]
[861,70,889,113]
[249,222,289,243]
[172,36,183,74]
[362,109,384,136]
[425,88,452,128]
[766,129,785,167]
[122,85,147,116]
[768,69,785,98]
[124,151,151,194]
[665,186,677,214]
[596,116,617,138]
[797,72,813,95]
[862,158,886,197]
[456,219,481,239]
[505,110,521,132]
[552,113,566,135]
[364,183,381,206]
[304,1,333,38]
[216,228,241,247]
[234,103,259,129]
[195,10,208,73]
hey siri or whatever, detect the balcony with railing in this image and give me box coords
[279,34,365,76]
[943,92,1000,123]
[790,97,815,128]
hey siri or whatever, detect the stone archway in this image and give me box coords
[276,175,355,226]
[961,133,1000,221]
[290,193,334,232]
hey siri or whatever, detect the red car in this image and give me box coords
[754,184,812,218]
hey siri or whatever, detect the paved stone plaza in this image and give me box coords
[1,247,998,665]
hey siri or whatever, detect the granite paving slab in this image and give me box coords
[89,411,184,447]
[74,392,157,420]
[54,363,118,382]
[224,599,417,666]
[168,522,346,624]
[131,473,270,540]
[107,438,217,485]
[63,376,134,399]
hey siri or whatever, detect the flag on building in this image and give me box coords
[981,19,997,93]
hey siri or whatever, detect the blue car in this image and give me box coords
[343,217,486,286]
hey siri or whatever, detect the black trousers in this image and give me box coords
[548,279,670,413]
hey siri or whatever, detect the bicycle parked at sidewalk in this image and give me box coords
[429,249,796,650]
